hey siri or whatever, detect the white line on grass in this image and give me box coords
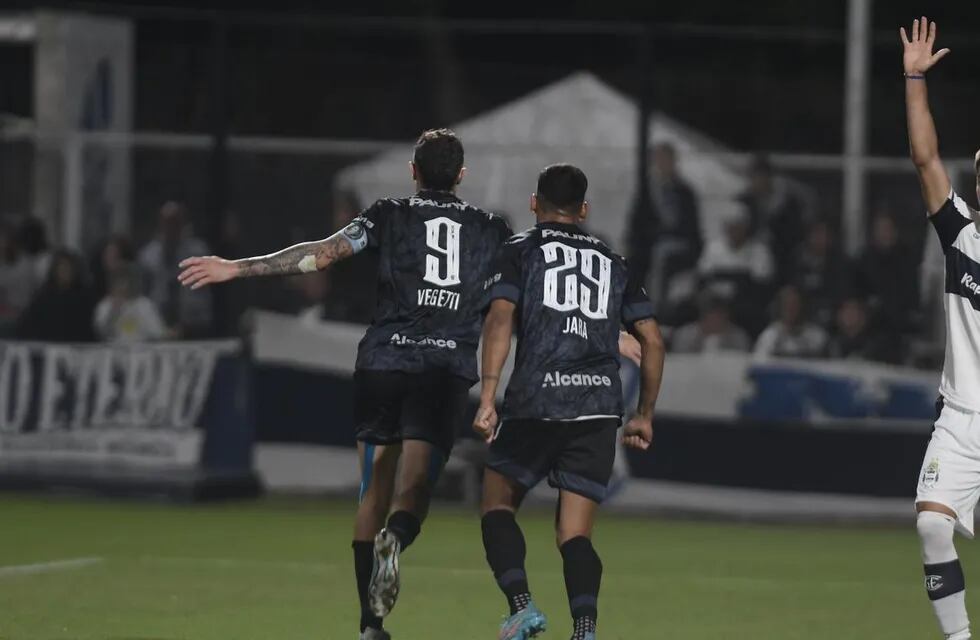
[0,556,103,577]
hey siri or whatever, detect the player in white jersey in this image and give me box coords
[903,16,980,640]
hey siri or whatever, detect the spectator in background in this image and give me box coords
[311,189,378,324]
[17,249,96,342]
[827,297,903,364]
[94,265,166,343]
[739,155,808,277]
[18,217,52,285]
[698,205,773,335]
[91,235,136,300]
[754,285,828,359]
[212,212,251,336]
[138,201,213,337]
[854,209,920,334]
[671,293,751,353]
[0,222,35,335]
[627,142,702,305]
[296,270,331,325]
[787,220,849,327]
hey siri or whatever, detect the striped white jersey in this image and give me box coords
[932,189,980,411]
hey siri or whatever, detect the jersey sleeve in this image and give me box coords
[620,260,656,327]
[347,198,394,251]
[930,189,974,253]
[485,237,524,305]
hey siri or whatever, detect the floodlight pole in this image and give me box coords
[842,0,872,255]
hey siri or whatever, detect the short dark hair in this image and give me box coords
[413,128,464,191]
[536,163,588,213]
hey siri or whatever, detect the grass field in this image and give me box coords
[0,494,970,640]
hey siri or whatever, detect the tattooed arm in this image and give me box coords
[178,223,364,290]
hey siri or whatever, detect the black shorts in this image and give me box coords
[486,418,619,504]
[353,369,473,457]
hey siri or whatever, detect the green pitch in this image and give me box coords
[0,493,970,639]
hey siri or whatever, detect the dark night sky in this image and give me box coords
[2,1,979,157]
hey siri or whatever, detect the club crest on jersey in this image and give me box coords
[922,458,940,488]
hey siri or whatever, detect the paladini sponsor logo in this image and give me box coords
[390,333,457,349]
[541,228,602,245]
[409,196,470,211]
[542,371,612,388]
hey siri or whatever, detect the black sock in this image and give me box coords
[386,510,421,550]
[560,536,602,638]
[482,509,532,615]
[353,540,383,632]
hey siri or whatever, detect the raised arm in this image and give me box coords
[177,224,362,290]
[902,16,952,214]
[473,299,516,443]
[621,317,666,451]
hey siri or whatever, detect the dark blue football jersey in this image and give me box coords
[487,221,655,420]
[352,189,512,382]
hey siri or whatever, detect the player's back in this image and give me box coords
[496,221,644,421]
[353,190,511,381]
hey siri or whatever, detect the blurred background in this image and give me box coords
[1,2,980,637]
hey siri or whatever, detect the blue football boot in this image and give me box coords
[498,602,547,640]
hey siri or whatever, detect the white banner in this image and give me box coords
[0,340,239,467]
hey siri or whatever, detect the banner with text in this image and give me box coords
[0,340,246,468]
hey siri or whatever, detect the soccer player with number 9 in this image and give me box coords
[178,129,513,639]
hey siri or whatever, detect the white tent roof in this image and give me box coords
[335,71,746,252]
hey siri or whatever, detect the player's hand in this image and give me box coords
[621,415,653,450]
[177,256,238,289]
[900,17,950,75]
[618,331,642,366]
[473,403,498,444]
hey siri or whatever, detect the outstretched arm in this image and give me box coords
[902,16,952,214]
[178,225,361,289]
[621,317,666,450]
[473,299,516,443]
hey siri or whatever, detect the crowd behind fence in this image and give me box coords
[0,130,975,373]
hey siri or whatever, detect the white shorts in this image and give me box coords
[916,399,980,538]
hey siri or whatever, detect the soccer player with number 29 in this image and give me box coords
[475,164,665,640]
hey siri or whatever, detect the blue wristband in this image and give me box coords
[905,73,926,80]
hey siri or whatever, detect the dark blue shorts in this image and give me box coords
[486,418,619,504]
[353,369,473,457]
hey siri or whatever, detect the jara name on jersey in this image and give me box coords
[562,315,588,339]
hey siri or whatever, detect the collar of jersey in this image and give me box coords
[416,189,460,201]
[536,220,582,232]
